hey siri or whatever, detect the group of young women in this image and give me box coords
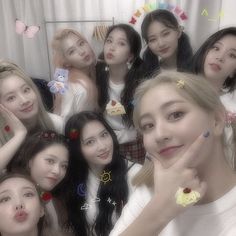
[0,8,236,236]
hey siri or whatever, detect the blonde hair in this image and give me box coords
[51,28,96,80]
[0,61,55,145]
[132,71,236,187]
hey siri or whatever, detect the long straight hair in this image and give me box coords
[96,24,145,127]
[65,111,129,236]
[0,61,55,145]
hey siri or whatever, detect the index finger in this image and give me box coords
[174,130,210,170]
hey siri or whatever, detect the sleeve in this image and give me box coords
[61,84,88,122]
[220,223,236,236]
[109,185,151,236]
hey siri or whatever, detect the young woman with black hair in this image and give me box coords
[65,111,141,236]
[141,9,193,75]
[96,24,146,163]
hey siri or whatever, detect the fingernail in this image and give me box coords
[203,131,210,138]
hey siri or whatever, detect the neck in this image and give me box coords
[160,55,177,70]
[2,228,38,236]
[22,116,37,131]
[197,144,236,204]
[108,63,128,84]
[89,164,104,178]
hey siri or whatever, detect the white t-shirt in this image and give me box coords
[48,112,64,134]
[220,91,236,113]
[85,161,142,229]
[59,82,88,122]
[110,185,236,236]
[104,80,137,144]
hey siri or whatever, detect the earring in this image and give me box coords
[105,65,109,71]
[127,61,132,70]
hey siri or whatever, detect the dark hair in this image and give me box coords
[192,27,236,92]
[7,130,70,196]
[0,173,45,236]
[96,24,145,127]
[64,111,129,236]
[141,9,193,74]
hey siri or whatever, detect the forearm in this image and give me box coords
[0,131,26,171]
[120,195,174,236]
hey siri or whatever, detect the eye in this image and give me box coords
[162,31,170,37]
[79,41,85,46]
[101,131,109,138]
[140,123,154,132]
[118,41,126,46]
[148,38,156,43]
[0,196,10,203]
[211,45,220,51]
[46,159,55,164]
[24,87,31,93]
[61,164,68,170]
[168,111,184,121]
[105,38,112,44]
[6,96,15,102]
[24,192,35,198]
[229,53,236,59]
[85,139,95,146]
[68,49,75,55]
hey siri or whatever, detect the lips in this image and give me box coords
[46,177,58,184]
[20,104,33,112]
[158,47,169,54]
[98,151,110,159]
[14,210,28,222]
[84,55,91,61]
[106,53,114,59]
[158,145,184,157]
[209,63,221,72]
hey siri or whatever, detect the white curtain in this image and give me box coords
[0,0,236,80]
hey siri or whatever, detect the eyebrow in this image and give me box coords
[82,129,107,142]
[2,84,28,97]
[214,41,236,51]
[139,100,186,121]
[0,186,35,195]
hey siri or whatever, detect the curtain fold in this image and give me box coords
[0,0,235,79]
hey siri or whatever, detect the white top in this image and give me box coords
[60,81,93,122]
[85,161,142,229]
[48,112,64,134]
[220,91,236,112]
[110,185,236,236]
[104,80,137,144]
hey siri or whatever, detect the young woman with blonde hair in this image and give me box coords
[110,71,236,236]
[51,28,98,122]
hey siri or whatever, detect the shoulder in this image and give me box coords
[47,112,64,134]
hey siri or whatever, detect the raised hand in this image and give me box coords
[151,131,209,214]
[0,104,27,136]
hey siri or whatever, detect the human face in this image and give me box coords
[147,21,181,60]
[0,75,39,121]
[138,84,216,168]
[204,35,236,90]
[0,177,43,235]
[29,144,69,191]
[104,28,133,66]
[81,121,113,172]
[61,33,95,69]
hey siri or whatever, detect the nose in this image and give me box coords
[154,121,171,143]
[19,94,29,105]
[216,52,225,62]
[97,139,107,151]
[157,37,165,48]
[51,164,61,176]
[77,47,85,56]
[14,198,25,210]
